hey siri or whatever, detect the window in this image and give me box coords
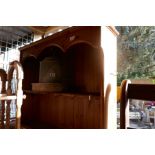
[117,26,155,129]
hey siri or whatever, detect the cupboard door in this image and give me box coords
[87,96,100,128]
[39,94,53,127]
[73,95,89,129]
[39,94,64,128]
[73,95,100,129]
[55,94,65,128]
[47,94,57,128]
[63,94,74,128]
[39,94,65,128]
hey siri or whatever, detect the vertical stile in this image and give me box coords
[0,69,7,128]
[1,101,5,128]
[5,101,11,128]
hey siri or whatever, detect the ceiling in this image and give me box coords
[0,26,68,53]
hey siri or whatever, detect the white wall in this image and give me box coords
[101,27,117,129]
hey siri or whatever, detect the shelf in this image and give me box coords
[32,83,63,92]
[23,90,100,96]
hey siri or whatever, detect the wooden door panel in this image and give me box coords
[56,94,65,128]
[64,94,74,128]
[90,96,100,128]
[73,95,100,129]
[73,95,89,128]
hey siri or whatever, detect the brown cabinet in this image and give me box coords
[20,26,118,129]
[22,92,100,128]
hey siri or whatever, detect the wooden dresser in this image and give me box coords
[20,26,118,129]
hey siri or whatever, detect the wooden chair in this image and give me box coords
[120,79,155,129]
[0,61,25,129]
